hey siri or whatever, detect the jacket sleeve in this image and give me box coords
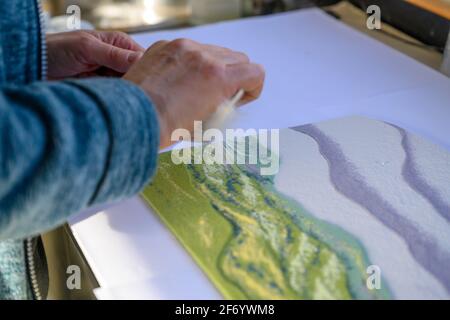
[0,78,160,240]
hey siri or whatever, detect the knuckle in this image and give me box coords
[147,40,168,52]
[170,38,192,51]
[79,35,93,49]
[236,51,250,63]
[153,40,167,47]
[77,31,95,47]
[160,52,177,66]
[186,50,205,64]
[107,46,119,60]
[202,60,225,80]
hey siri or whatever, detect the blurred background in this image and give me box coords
[42,0,342,31]
[41,0,450,72]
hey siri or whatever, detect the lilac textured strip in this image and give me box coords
[293,124,450,292]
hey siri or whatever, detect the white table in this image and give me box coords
[69,9,450,299]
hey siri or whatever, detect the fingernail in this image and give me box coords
[128,51,143,63]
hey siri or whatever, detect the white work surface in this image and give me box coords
[69,9,450,299]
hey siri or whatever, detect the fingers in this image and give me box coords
[226,63,265,104]
[125,35,264,105]
[95,31,145,53]
[89,41,144,73]
[162,39,263,103]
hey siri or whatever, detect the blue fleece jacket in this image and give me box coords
[0,0,160,299]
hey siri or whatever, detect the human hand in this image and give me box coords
[47,30,145,80]
[123,39,265,149]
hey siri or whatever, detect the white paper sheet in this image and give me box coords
[94,274,222,300]
[70,9,450,299]
[133,9,449,131]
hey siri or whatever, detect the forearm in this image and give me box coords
[0,78,159,240]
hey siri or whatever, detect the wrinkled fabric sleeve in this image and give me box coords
[0,78,159,240]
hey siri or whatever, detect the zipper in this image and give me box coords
[26,238,42,300]
[25,0,48,301]
[36,0,48,80]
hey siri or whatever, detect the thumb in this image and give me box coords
[90,41,143,73]
[226,63,265,104]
